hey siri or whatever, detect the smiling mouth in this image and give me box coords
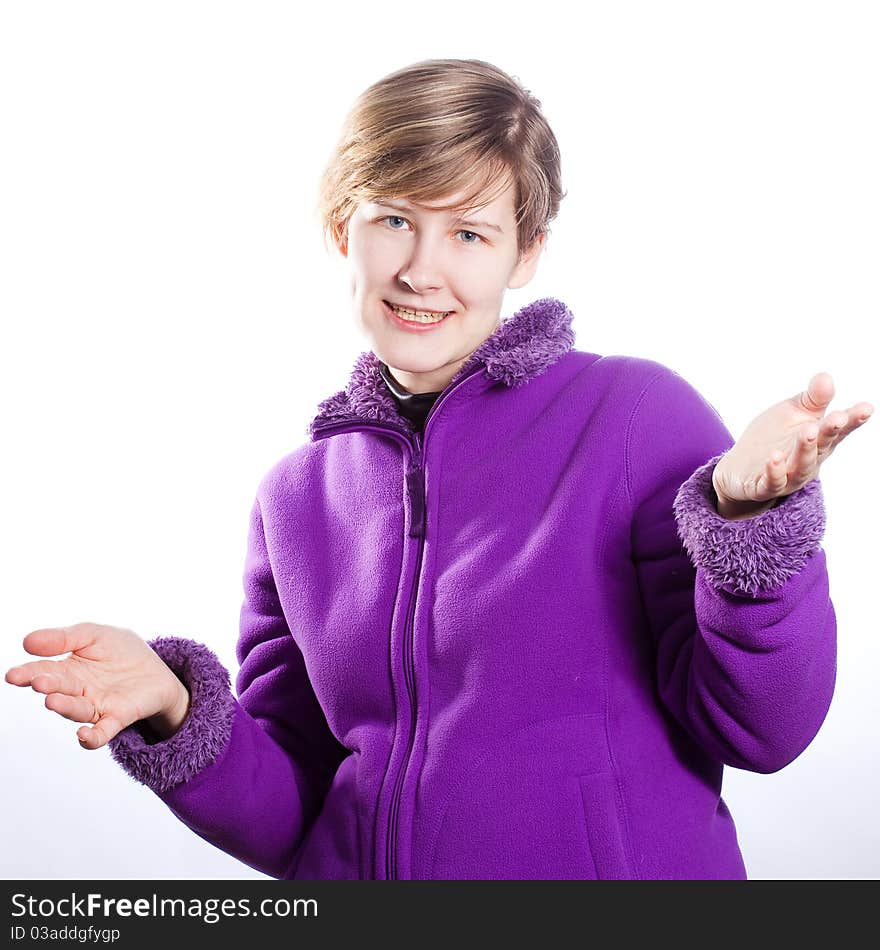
[384,300,454,323]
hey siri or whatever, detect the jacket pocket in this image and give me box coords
[577,771,632,880]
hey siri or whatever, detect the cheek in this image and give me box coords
[460,255,507,286]
[355,229,395,258]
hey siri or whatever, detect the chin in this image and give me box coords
[378,350,450,374]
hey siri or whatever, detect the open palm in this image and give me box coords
[5,622,183,749]
[712,372,873,506]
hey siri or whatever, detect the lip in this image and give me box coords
[383,299,454,332]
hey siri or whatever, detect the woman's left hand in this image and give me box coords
[712,372,873,513]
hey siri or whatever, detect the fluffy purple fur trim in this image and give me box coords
[673,453,827,597]
[308,296,575,437]
[108,636,235,794]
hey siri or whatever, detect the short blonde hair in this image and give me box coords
[316,58,566,260]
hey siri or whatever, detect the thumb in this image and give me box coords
[798,372,834,413]
[23,624,99,659]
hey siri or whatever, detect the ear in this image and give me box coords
[507,232,546,290]
[333,220,349,259]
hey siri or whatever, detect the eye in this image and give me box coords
[379,216,484,245]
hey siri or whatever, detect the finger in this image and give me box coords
[30,672,65,695]
[794,425,820,481]
[851,403,874,427]
[765,451,788,493]
[821,403,874,449]
[44,691,98,724]
[28,666,85,697]
[77,713,125,750]
[6,660,67,688]
[818,411,849,451]
[820,411,848,435]
[22,623,99,659]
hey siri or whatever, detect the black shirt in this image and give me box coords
[378,361,442,432]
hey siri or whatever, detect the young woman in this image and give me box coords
[6,58,873,880]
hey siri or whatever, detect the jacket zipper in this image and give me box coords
[385,424,425,879]
[311,365,484,878]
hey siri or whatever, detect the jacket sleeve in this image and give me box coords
[109,494,350,878]
[626,365,837,774]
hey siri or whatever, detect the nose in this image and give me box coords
[398,233,446,294]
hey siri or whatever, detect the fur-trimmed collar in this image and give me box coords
[308,296,576,438]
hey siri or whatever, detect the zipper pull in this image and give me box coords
[406,431,425,538]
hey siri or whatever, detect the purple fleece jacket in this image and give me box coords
[109,297,835,879]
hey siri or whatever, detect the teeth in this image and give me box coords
[388,302,450,323]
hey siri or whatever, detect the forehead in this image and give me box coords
[370,180,515,216]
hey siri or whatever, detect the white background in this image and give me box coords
[1,0,877,880]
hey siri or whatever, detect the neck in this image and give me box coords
[385,359,465,394]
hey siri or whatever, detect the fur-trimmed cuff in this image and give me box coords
[672,452,827,597]
[108,636,235,794]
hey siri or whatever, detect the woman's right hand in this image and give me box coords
[4,622,191,750]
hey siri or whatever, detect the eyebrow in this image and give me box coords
[373,200,504,234]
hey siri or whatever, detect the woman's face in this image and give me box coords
[337,180,545,394]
